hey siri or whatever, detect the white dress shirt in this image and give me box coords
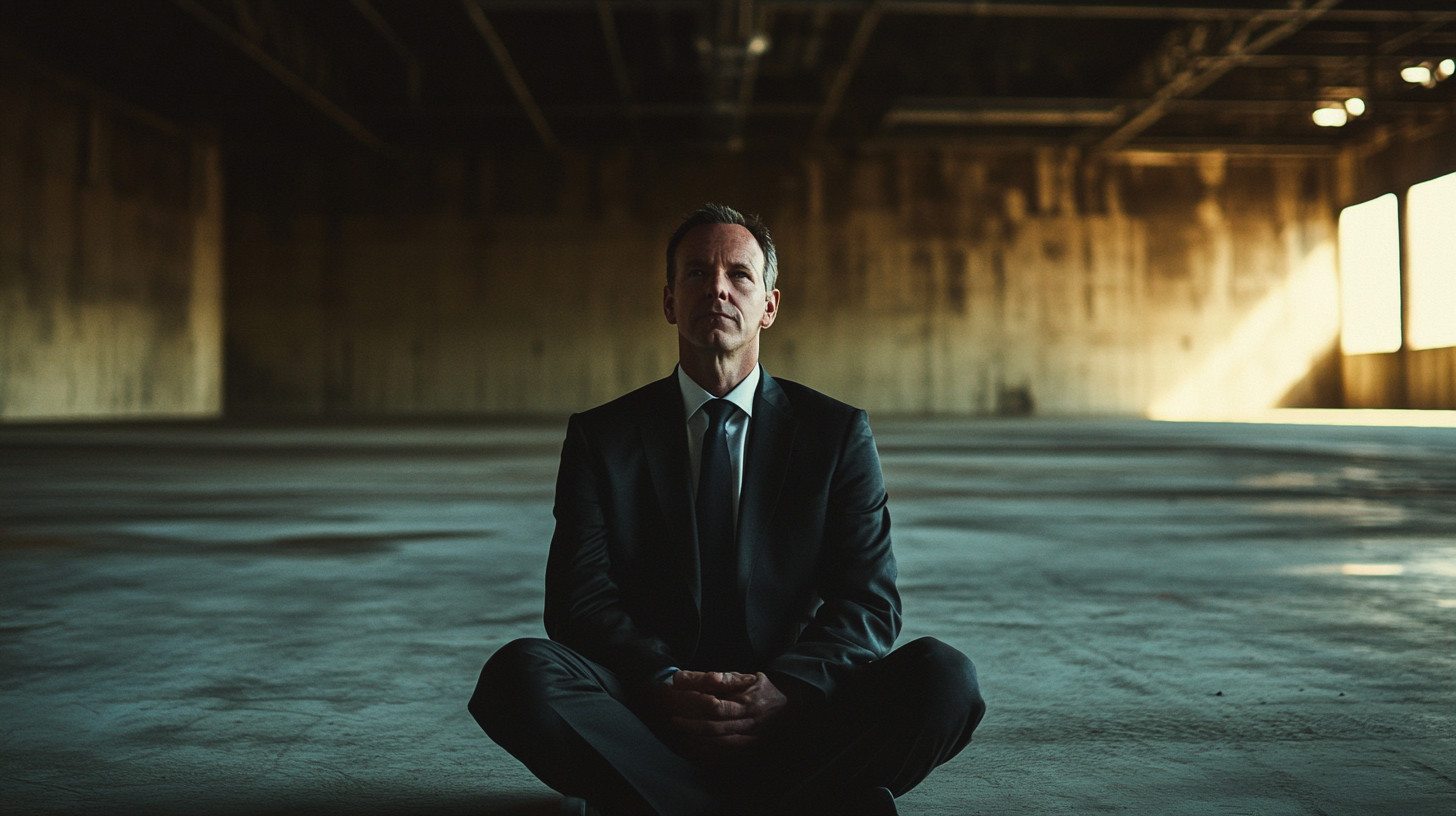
[677,363,759,526]
[657,364,760,685]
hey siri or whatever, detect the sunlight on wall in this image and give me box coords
[1407,171,1456,351]
[1147,242,1340,420]
[1337,194,1403,355]
[1163,407,1456,427]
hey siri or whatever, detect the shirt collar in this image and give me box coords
[677,363,759,421]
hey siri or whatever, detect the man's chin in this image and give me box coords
[686,332,744,354]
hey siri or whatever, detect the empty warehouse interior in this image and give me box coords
[1,1,1454,814]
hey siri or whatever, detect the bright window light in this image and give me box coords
[1339,194,1403,355]
[1407,171,1456,350]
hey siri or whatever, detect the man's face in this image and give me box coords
[663,223,779,354]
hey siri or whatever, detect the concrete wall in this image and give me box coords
[225,144,1342,418]
[0,66,223,420]
[1337,114,1456,410]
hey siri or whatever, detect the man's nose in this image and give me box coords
[707,269,732,298]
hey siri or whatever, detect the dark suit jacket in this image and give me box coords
[543,369,901,702]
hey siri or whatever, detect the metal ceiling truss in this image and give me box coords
[1093,0,1344,151]
[170,0,1454,152]
[461,0,561,151]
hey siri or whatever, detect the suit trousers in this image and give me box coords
[469,637,986,815]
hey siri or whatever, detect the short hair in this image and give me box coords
[665,203,778,292]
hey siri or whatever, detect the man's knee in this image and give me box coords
[469,637,559,732]
[894,637,986,726]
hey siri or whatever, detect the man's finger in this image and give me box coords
[670,715,760,736]
[673,670,756,694]
[672,691,748,720]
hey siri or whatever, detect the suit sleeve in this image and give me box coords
[543,413,679,685]
[766,409,902,701]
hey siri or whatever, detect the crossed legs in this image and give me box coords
[469,637,985,815]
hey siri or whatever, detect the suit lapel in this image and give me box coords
[738,370,795,599]
[639,374,702,610]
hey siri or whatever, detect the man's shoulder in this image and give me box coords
[567,370,868,432]
[571,374,676,430]
[766,375,863,424]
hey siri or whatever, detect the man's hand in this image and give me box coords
[652,670,791,752]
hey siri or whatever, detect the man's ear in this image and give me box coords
[760,289,780,329]
[663,285,678,325]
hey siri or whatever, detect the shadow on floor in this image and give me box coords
[248,793,559,816]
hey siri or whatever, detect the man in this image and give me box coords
[470,204,985,815]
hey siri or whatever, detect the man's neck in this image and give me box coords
[678,337,758,398]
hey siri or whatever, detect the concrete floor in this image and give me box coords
[2,418,1455,816]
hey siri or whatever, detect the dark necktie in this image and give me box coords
[695,399,751,669]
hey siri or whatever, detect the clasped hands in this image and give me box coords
[652,670,791,752]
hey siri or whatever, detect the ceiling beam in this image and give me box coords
[370,102,824,117]
[596,0,637,116]
[728,4,774,149]
[886,97,1452,127]
[811,0,884,140]
[1373,14,1456,55]
[1095,0,1343,152]
[781,2,1456,23]
[349,0,423,106]
[0,36,188,140]
[454,1,1456,24]
[170,0,387,153]
[372,97,1451,120]
[461,0,561,151]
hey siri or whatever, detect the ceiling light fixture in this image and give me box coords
[1439,59,1456,80]
[1312,105,1348,127]
[1401,64,1435,86]
[1343,97,1366,117]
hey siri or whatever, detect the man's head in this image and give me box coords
[665,204,778,293]
[663,204,780,359]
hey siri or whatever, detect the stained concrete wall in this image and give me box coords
[225,144,1341,417]
[0,65,223,420]
[1338,113,1456,410]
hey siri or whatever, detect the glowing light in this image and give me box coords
[1154,408,1456,427]
[1146,240,1340,421]
[1312,106,1347,127]
[1338,194,1403,355]
[1343,97,1366,117]
[1439,59,1456,79]
[1406,171,1456,350]
[1438,599,1456,608]
[1341,564,1404,576]
[746,34,770,56]
[1402,65,1433,85]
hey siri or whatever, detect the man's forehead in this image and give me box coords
[676,223,764,268]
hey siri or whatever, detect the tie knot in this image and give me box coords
[701,399,735,429]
